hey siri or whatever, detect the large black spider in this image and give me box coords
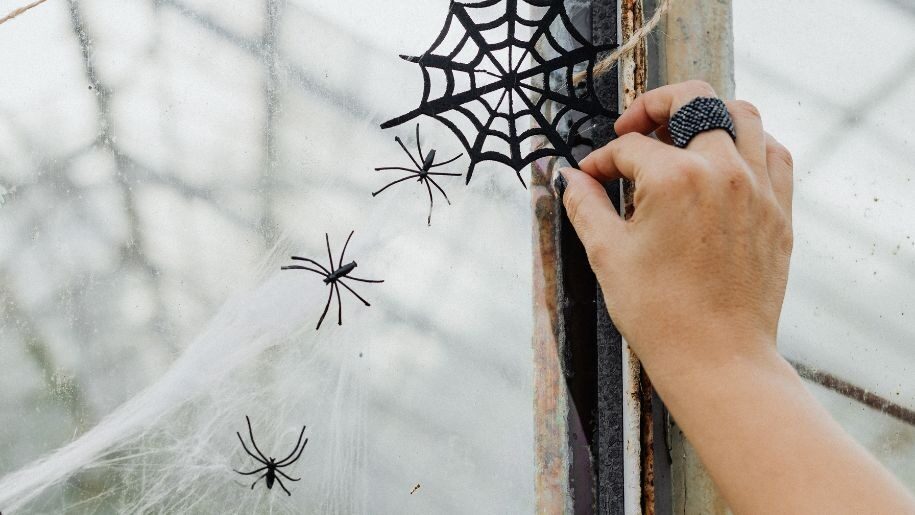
[233,416,308,496]
[373,124,463,226]
[282,231,384,330]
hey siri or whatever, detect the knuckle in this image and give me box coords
[653,160,703,191]
[682,79,717,98]
[722,165,758,196]
[676,154,711,182]
[769,143,794,170]
[729,100,762,120]
[775,214,794,253]
[721,162,751,184]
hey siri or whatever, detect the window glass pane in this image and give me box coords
[735,0,915,489]
[0,1,535,511]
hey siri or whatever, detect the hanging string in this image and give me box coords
[0,0,50,26]
[572,0,672,85]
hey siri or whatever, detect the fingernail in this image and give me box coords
[553,170,568,199]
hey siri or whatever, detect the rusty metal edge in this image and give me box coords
[532,151,571,513]
[790,359,915,427]
[619,1,649,514]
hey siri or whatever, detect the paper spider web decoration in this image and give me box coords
[381,0,617,187]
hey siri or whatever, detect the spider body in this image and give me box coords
[324,261,357,283]
[234,416,308,496]
[373,124,463,226]
[282,231,383,329]
[417,150,436,178]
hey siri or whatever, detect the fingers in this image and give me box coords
[726,100,767,179]
[579,132,682,183]
[614,81,765,165]
[559,167,627,266]
[615,80,718,136]
[765,132,794,217]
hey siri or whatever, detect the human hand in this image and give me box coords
[559,80,794,378]
[559,81,915,514]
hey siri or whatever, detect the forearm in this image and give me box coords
[642,337,915,514]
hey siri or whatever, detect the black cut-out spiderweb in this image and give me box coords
[381,0,617,187]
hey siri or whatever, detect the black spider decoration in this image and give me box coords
[373,124,463,226]
[381,0,617,187]
[234,416,308,496]
[282,231,383,330]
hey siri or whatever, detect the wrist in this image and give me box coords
[633,328,783,394]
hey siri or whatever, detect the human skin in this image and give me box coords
[558,80,915,514]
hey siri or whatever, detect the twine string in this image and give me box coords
[0,0,50,26]
[572,0,672,85]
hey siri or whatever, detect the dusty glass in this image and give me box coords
[735,0,915,489]
[0,0,536,512]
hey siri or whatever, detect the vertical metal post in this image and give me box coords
[662,2,735,513]
[535,0,736,511]
[618,2,656,514]
[532,1,624,512]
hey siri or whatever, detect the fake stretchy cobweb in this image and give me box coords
[381,0,617,186]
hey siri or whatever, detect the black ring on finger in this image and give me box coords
[668,97,737,149]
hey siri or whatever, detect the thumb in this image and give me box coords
[558,167,627,268]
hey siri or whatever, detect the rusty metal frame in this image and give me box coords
[531,1,662,513]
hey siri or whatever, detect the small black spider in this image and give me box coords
[282,231,384,330]
[373,124,463,226]
[234,416,308,496]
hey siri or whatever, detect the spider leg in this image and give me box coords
[372,175,416,197]
[337,280,371,306]
[396,136,422,170]
[275,428,307,465]
[426,171,463,177]
[234,466,268,476]
[236,432,267,464]
[316,285,334,330]
[274,475,293,496]
[276,469,301,482]
[429,152,464,168]
[289,257,330,274]
[244,416,269,462]
[276,438,308,467]
[250,473,268,490]
[343,275,384,283]
[424,178,435,226]
[415,123,424,163]
[374,166,420,173]
[324,233,334,275]
[427,176,452,205]
[335,283,343,326]
[338,230,355,268]
[280,265,328,278]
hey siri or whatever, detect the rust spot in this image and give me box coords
[532,155,569,512]
[640,369,656,515]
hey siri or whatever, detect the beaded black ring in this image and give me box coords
[668,97,737,149]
